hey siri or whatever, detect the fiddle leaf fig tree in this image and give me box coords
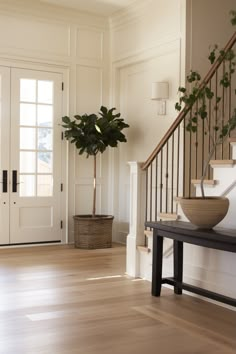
[175,12,236,197]
[62,106,129,217]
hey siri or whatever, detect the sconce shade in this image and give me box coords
[151,82,169,100]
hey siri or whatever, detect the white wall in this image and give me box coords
[186,0,236,76]
[0,0,110,243]
[110,0,186,242]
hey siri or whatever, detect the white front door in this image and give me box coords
[0,66,63,245]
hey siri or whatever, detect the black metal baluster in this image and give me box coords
[189,110,192,197]
[160,149,163,213]
[155,156,158,221]
[145,169,148,224]
[176,125,180,199]
[228,58,232,159]
[150,163,153,221]
[171,134,174,213]
[222,61,225,160]
[215,70,218,159]
[195,101,198,179]
[208,81,212,179]
[183,118,186,197]
[165,142,169,213]
[201,109,205,180]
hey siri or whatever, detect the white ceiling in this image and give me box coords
[40,0,136,16]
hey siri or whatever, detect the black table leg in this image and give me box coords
[174,239,183,295]
[152,231,163,296]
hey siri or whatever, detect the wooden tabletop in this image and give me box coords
[145,221,236,251]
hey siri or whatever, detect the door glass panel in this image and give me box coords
[38,152,52,173]
[20,128,36,149]
[20,152,36,173]
[18,77,54,198]
[37,175,53,196]
[37,105,53,127]
[20,79,36,103]
[38,128,53,150]
[20,103,36,126]
[38,81,53,104]
[20,175,35,197]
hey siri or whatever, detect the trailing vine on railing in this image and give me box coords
[174,10,236,197]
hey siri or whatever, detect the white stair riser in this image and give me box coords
[195,165,236,196]
[194,162,236,228]
[231,143,236,159]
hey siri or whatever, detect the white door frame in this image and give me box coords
[0,59,69,245]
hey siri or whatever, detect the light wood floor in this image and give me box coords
[0,244,235,354]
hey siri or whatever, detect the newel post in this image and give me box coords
[126,162,146,277]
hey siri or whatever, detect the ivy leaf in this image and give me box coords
[230,10,236,26]
[175,102,182,111]
[208,51,216,64]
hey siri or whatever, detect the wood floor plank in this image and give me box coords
[0,244,235,354]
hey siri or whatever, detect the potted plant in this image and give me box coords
[175,13,236,228]
[62,106,129,248]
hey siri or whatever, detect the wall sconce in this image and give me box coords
[151,82,169,115]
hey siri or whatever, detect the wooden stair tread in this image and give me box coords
[228,137,236,144]
[210,159,236,166]
[191,179,217,185]
[137,245,151,253]
[144,230,153,237]
[159,213,179,220]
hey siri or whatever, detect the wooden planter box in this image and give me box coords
[73,215,114,249]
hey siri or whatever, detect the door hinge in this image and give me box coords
[61,183,63,192]
[60,220,63,229]
[62,82,64,91]
[61,132,64,140]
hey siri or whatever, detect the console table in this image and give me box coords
[145,221,236,307]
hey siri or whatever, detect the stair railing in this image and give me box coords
[142,31,236,227]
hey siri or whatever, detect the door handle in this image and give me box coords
[2,170,7,193]
[12,170,17,193]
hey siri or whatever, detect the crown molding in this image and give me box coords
[0,0,109,29]
[110,0,152,30]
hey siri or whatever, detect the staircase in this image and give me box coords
[126,30,236,282]
[137,137,236,280]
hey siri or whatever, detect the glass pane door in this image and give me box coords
[0,67,64,245]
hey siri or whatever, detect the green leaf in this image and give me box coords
[175,102,182,111]
[178,87,186,93]
[62,116,71,124]
[208,50,216,64]
[230,10,236,26]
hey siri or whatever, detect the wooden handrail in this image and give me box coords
[142,31,236,170]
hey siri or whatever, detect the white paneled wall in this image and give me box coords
[110,0,185,243]
[0,0,110,243]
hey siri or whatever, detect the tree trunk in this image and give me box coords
[92,155,96,217]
